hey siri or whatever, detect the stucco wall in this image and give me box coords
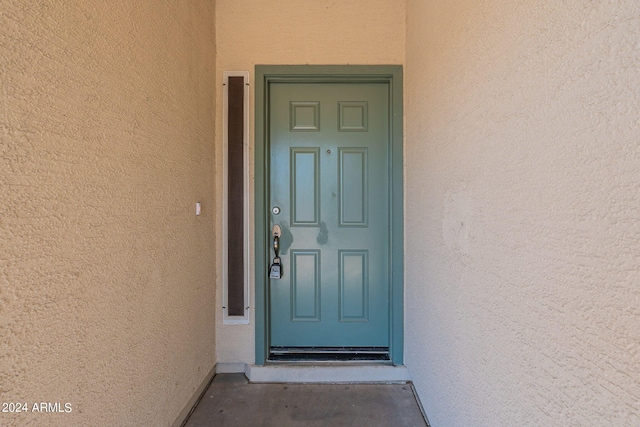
[1,2,216,426]
[405,1,639,425]
[215,0,405,365]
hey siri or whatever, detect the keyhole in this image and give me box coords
[327,149,331,154]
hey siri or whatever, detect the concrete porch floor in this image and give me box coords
[183,373,429,426]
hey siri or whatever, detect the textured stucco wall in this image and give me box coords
[405,1,639,425]
[214,0,405,365]
[1,2,216,426]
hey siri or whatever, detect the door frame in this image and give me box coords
[254,65,404,365]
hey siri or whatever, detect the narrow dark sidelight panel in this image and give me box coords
[227,76,245,316]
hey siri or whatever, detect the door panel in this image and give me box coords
[269,82,389,351]
[290,250,321,321]
[339,148,368,226]
[290,148,320,226]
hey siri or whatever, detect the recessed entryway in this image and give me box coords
[254,65,404,365]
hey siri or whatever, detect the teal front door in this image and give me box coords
[268,82,391,359]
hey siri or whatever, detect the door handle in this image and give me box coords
[269,225,283,279]
[273,233,279,255]
[272,224,282,257]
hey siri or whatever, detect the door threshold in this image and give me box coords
[246,363,411,384]
[269,346,390,362]
[267,359,393,365]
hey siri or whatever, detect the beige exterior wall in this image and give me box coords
[405,1,639,425]
[1,2,216,426]
[214,0,405,365]
[4,1,638,425]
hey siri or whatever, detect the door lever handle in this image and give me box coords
[272,224,282,258]
[269,225,283,279]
